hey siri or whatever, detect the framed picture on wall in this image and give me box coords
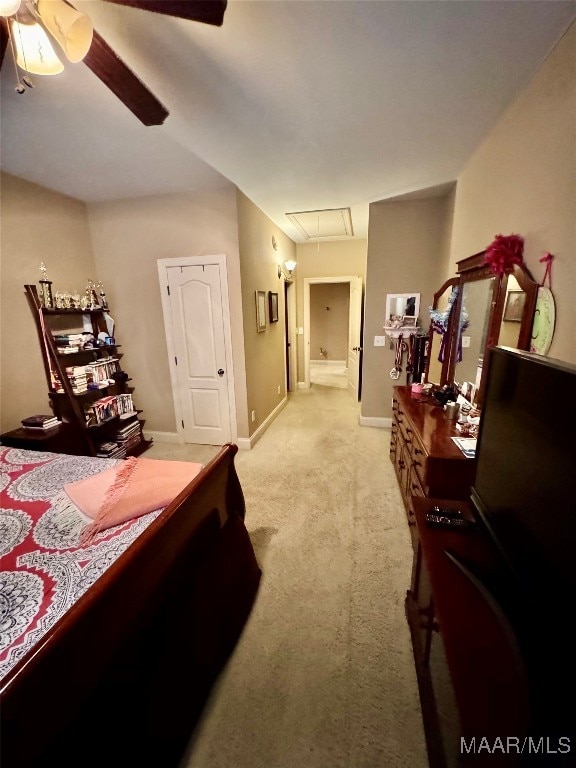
[269,291,279,323]
[256,290,267,332]
[503,290,525,322]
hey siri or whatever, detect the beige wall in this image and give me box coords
[294,240,367,380]
[310,283,350,361]
[236,190,296,435]
[361,21,574,420]
[0,173,97,431]
[3,21,573,435]
[362,196,454,420]
[86,184,249,437]
[449,20,576,365]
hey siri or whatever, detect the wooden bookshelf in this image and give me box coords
[23,284,152,458]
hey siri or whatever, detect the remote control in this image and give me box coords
[431,506,463,519]
[425,513,476,531]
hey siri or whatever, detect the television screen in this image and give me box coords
[471,346,576,595]
[471,347,576,736]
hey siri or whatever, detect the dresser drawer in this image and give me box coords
[410,434,427,487]
[408,465,426,499]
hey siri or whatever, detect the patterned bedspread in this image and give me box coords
[0,447,162,685]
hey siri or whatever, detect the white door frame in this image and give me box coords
[157,254,237,444]
[284,278,297,392]
[303,276,361,389]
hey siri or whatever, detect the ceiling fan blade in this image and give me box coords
[83,29,168,126]
[101,0,227,27]
[1,17,9,71]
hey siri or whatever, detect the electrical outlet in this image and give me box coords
[277,385,281,394]
[462,336,471,348]
[374,335,387,347]
[251,410,256,423]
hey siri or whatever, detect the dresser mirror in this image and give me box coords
[425,252,538,406]
[451,272,497,398]
[426,278,458,386]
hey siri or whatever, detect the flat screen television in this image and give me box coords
[470,345,576,738]
[471,346,576,594]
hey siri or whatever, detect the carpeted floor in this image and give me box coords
[147,385,429,768]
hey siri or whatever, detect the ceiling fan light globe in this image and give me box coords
[11,19,64,75]
[37,0,93,62]
[0,0,21,16]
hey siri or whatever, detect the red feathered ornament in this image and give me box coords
[484,233,525,276]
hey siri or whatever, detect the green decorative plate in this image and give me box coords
[530,286,555,355]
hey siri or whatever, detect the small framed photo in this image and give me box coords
[256,290,267,332]
[268,291,279,323]
[503,290,525,322]
[402,315,417,327]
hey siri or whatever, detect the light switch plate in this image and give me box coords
[374,335,387,346]
[462,336,471,348]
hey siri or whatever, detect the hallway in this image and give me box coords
[147,387,428,768]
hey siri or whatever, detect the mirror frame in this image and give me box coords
[426,251,538,406]
[385,292,420,325]
[424,277,459,387]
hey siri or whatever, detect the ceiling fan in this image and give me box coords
[0,0,227,126]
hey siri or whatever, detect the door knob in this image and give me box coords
[217,368,225,376]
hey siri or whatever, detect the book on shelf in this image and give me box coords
[21,415,61,429]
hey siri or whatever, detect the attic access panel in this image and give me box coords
[286,208,354,239]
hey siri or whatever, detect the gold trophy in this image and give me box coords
[39,262,54,308]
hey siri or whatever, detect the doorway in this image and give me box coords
[157,255,237,445]
[303,276,363,400]
[284,278,297,393]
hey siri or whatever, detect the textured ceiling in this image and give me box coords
[1,0,575,242]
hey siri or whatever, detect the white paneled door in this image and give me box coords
[347,276,363,400]
[162,259,233,445]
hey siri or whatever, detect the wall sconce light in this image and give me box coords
[278,260,297,280]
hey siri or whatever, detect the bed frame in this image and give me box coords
[1,443,261,767]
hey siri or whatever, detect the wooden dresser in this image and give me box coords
[390,386,477,548]
[407,497,532,768]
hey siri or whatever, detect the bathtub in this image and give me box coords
[309,359,348,388]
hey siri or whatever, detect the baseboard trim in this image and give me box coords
[359,416,392,429]
[237,397,288,449]
[297,381,309,390]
